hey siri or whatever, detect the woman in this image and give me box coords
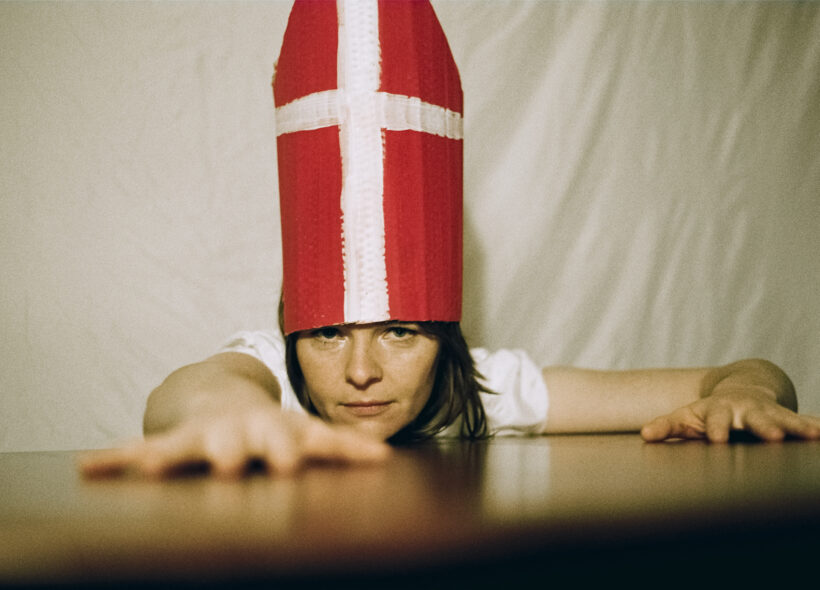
[80,311,817,479]
[80,0,820,478]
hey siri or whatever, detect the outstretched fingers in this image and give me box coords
[703,404,734,443]
[300,420,392,465]
[131,429,216,477]
[739,411,786,442]
[80,409,392,480]
[781,414,820,440]
[253,412,390,474]
[640,417,673,442]
[640,409,706,442]
[77,440,146,478]
[740,407,820,442]
[641,392,820,445]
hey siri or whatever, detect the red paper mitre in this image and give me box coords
[274,0,463,334]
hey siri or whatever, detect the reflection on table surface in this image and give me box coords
[2,434,820,586]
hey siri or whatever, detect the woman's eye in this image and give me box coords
[313,327,341,340]
[387,325,415,339]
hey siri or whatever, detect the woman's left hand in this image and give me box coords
[641,388,820,443]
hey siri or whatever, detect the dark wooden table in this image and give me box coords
[2,435,820,587]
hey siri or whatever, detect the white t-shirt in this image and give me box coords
[219,330,550,436]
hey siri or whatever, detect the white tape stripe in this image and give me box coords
[338,0,389,323]
[380,94,463,139]
[274,90,343,135]
[275,90,463,140]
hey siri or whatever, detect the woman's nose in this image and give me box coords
[345,339,383,388]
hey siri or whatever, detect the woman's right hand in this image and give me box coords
[78,405,391,479]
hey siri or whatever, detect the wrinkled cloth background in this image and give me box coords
[2,1,818,451]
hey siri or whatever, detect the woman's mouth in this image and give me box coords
[342,401,393,417]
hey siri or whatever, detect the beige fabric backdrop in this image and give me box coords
[2,1,818,451]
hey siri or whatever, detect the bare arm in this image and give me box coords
[143,352,283,435]
[80,353,389,478]
[543,359,818,442]
[542,365,709,434]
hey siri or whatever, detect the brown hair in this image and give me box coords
[278,298,493,443]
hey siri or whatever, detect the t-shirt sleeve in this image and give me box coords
[471,347,550,436]
[217,330,305,414]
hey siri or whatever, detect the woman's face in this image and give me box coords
[295,322,440,440]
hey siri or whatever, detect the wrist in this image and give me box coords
[144,357,281,434]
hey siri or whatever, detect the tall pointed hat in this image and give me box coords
[273,0,463,334]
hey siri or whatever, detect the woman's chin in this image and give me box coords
[338,416,405,442]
